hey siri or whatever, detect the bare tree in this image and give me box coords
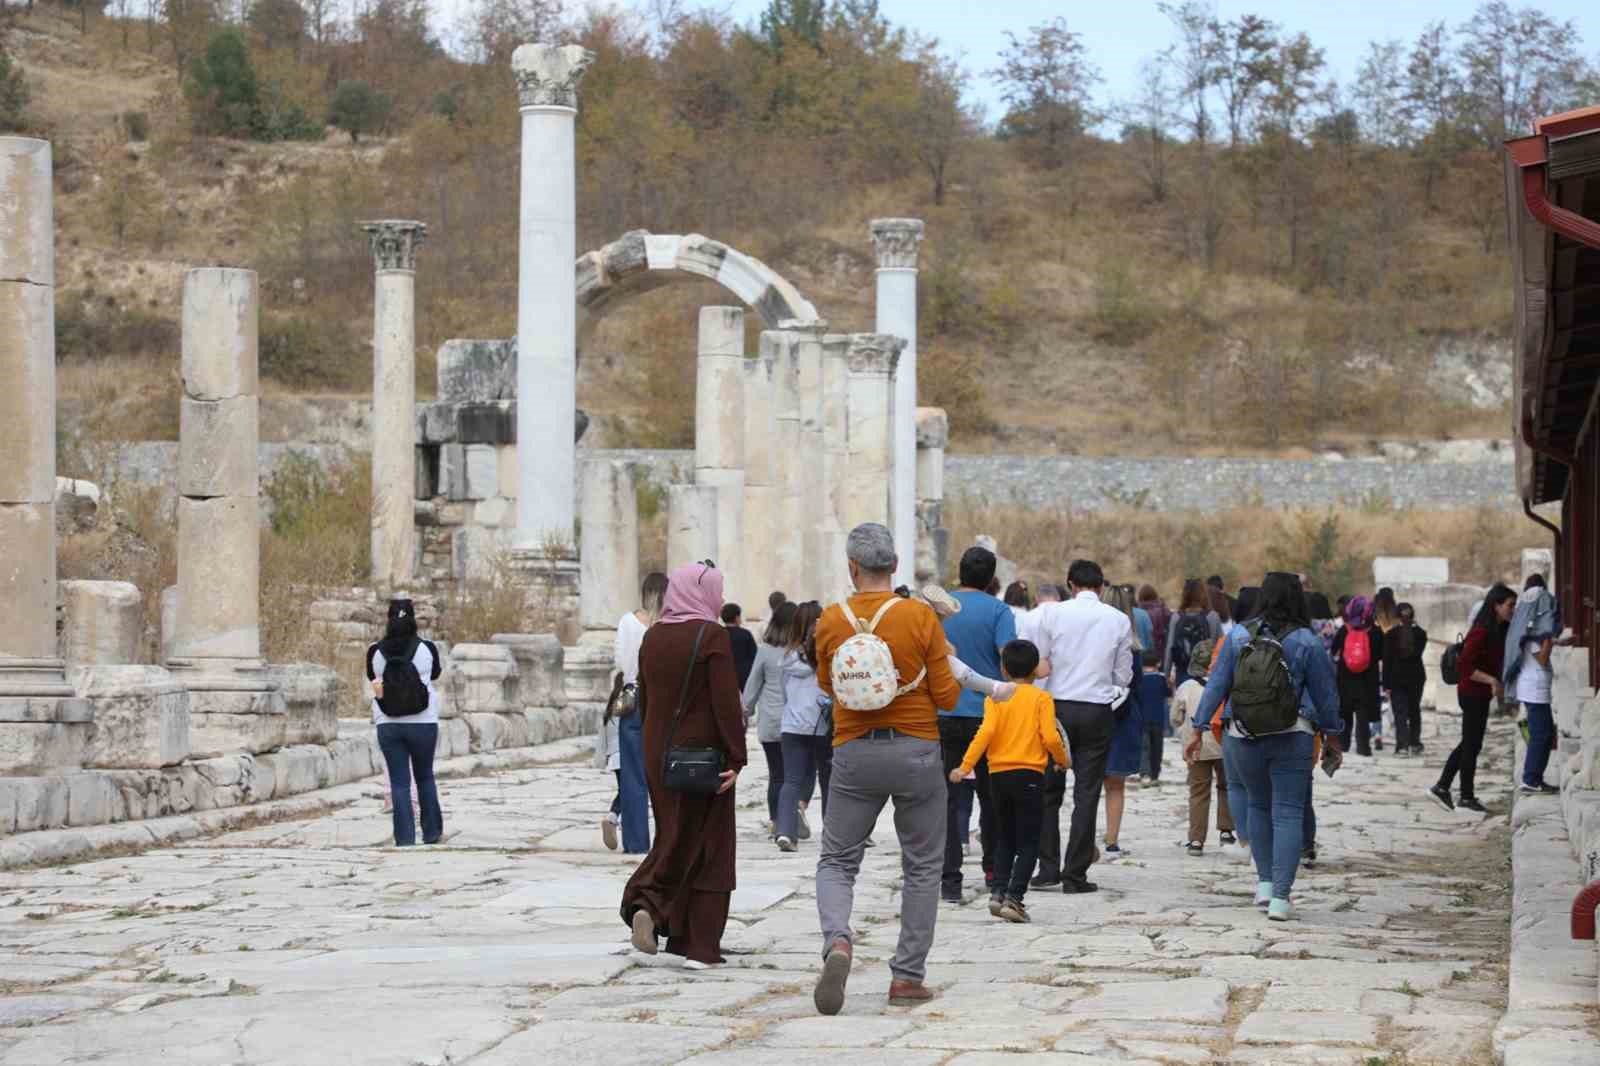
[1121,54,1179,203]
[1211,13,1275,148]
[1459,0,1589,145]
[1256,32,1328,271]
[989,16,1101,170]
[1404,20,1461,208]
[1353,40,1410,147]
[1159,0,1217,145]
[908,49,975,206]
[458,0,565,65]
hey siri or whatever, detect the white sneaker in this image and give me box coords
[796,809,811,840]
[776,836,797,852]
[601,814,619,851]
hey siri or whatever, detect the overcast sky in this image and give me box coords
[430,1,1600,118]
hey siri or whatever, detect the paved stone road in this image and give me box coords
[0,715,1524,1065]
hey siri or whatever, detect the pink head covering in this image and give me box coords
[1344,595,1374,630]
[656,562,724,625]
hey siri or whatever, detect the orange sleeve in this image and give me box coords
[924,613,962,711]
[815,607,840,699]
[959,699,997,774]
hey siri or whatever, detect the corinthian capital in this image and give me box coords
[869,218,925,270]
[360,220,427,272]
[512,43,595,109]
[846,333,904,375]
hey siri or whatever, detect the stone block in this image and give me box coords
[451,525,506,583]
[65,772,117,826]
[562,642,616,705]
[188,709,286,759]
[463,444,497,499]
[474,496,514,528]
[54,477,101,535]
[73,665,190,769]
[1373,556,1450,586]
[257,746,334,798]
[1392,582,1485,640]
[440,443,467,501]
[418,402,459,444]
[0,138,53,286]
[464,711,530,752]
[60,580,143,666]
[497,447,518,498]
[329,735,379,785]
[160,586,177,665]
[445,643,518,714]
[436,338,515,404]
[915,406,949,449]
[458,402,516,444]
[0,719,87,775]
[172,496,260,660]
[491,633,564,708]
[0,503,56,659]
[439,717,470,758]
[0,282,55,503]
[266,663,340,746]
[1522,548,1554,588]
[0,776,69,833]
[179,396,259,498]
[181,268,258,402]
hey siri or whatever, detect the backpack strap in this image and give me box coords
[864,596,900,633]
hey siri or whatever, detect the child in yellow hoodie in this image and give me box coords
[950,639,1069,923]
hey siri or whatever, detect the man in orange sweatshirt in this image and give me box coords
[951,639,1069,924]
[810,523,962,1016]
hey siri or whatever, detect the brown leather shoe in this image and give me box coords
[887,978,936,1005]
[814,938,852,1015]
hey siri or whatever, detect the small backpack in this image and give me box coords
[379,638,430,717]
[1440,635,1465,686]
[1343,628,1372,675]
[1171,613,1210,677]
[830,598,926,712]
[1230,621,1304,737]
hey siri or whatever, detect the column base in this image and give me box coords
[166,658,286,757]
[0,693,94,775]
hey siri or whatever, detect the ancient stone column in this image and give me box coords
[843,334,902,532]
[511,43,593,550]
[740,342,777,618]
[170,267,284,756]
[695,307,745,600]
[816,334,853,599]
[361,219,426,590]
[666,484,719,570]
[871,218,923,589]
[0,137,92,773]
[762,330,805,604]
[915,407,950,583]
[579,458,638,632]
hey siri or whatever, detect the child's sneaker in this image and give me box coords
[1184,841,1203,855]
[1103,842,1123,856]
[998,898,1030,923]
[1219,830,1236,845]
[988,893,1005,917]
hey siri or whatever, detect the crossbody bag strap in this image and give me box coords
[664,623,710,759]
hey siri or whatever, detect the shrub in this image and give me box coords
[185,30,262,138]
[1270,510,1360,597]
[54,289,179,361]
[262,452,370,577]
[328,80,391,143]
[1089,256,1161,346]
[258,313,366,390]
[121,111,150,142]
[0,43,29,133]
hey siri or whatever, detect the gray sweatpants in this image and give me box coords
[815,733,946,982]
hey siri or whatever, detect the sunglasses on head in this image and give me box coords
[697,560,717,583]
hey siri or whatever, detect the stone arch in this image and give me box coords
[575,230,824,350]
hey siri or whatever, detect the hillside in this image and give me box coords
[12,3,1521,465]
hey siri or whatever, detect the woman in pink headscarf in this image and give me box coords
[1331,595,1385,757]
[620,562,749,967]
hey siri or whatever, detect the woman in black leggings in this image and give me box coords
[1430,585,1516,814]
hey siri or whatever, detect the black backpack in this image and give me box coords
[379,638,430,717]
[1230,620,1304,737]
[1440,635,1465,686]
[1171,614,1211,676]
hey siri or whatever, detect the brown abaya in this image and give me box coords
[620,620,749,964]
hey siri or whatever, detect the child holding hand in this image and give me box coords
[949,639,1069,923]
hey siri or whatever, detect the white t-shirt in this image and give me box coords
[614,611,648,685]
[1516,641,1553,704]
[369,640,442,725]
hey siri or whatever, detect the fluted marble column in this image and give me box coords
[843,334,902,532]
[695,307,745,601]
[871,218,923,589]
[361,219,425,589]
[512,43,593,550]
[0,137,82,744]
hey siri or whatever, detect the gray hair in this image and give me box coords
[846,523,896,573]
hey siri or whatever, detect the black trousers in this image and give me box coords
[1143,724,1165,779]
[939,716,993,889]
[1439,692,1490,800]
[989,769,1045,902]
[1390,682,1423,750]
[1038,700,1113,885]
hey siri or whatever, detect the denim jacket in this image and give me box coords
[1193,622,1344,736]
[1502,589,1561,691]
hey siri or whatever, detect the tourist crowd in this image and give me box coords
[356,521,1560,1014]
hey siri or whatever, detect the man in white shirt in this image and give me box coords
[1016,583,1060,648]
[1030,560,1133,894]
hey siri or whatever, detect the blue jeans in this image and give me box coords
[617,712,650,853]
[1227,730,1314,901]
[1303,771,1316,848]
[1221,736,1247,842]
[778,732,832,840]
[1523,702,1556,786]
[377,722,443,846]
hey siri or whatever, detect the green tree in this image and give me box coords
[246,0,307,53]
[990,16,1101,170]
[185,28,262,137]
[759,0,827,53]
[328,80,391,143]
[0,43,30,133]
[1210,13,1276,148]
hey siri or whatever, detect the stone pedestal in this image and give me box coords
[59,580,143,666]
[169,267,281,753]
[446,644,518,715]
[667,484,720,570]
[72,665,190,769]
[512,43,593,550]
[0,137,91,765]
[579,458,638,631]
[842,333,901,532]
[696,307,746,600]
[265,663,340,746]
[490,633,564,708]
[362,219,426,589]
[871,218,923,589]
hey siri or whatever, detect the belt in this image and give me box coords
[862,727,907,740]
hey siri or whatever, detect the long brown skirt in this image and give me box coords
[619,784,737,965]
